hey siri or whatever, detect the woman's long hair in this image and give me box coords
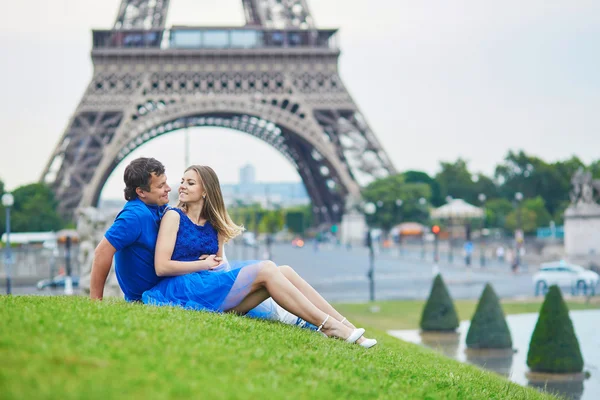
[177,165,244,242]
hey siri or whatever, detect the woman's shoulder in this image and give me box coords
[162,208,183,223]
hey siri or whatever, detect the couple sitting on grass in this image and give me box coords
[90,157,377,348]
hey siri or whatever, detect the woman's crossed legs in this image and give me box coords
[225,261,372,343]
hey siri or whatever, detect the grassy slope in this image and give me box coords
[0,296,553,400]
[334,299,600,331]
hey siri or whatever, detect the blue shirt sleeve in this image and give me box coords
[105,209,142,251]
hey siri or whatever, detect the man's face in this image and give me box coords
[138,173,171,206]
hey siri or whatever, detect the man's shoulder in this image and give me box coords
[114,200,148,221]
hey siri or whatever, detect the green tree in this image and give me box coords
[522,196,553,228]
[260,209,284,234]
[484,198,513,229]
[0,178,5,237]
[495,151,581,217]
[420,274,459,332]
[403,170,443,206]
[9,183,65,233]
[504,208,537,233]
[466,283,512,349]
[362,174,431,231]
[527,285,584,373]
[435,158,476,203]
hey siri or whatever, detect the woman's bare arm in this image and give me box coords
[154,210,219,276]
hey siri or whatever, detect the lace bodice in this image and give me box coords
[170,208,219,261]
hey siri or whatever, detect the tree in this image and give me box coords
[504,208,537,233]
[362,174,431,231]
[260,209,284,234]
[9,183,65,233]
[0,178,5,237]
[435,158,477,203]
[484,198,513,229]
[403,170,443,206]
[420,274,459,332]
[495,151,581,217]
[466,284,512,349]
[522,196,553,228]
[527,285,584,373]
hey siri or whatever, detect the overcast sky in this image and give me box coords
[1,0,599,201]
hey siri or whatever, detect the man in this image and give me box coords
[90,157,171,301]
[90,157,314,330]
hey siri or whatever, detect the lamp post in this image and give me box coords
[2,193,14,295]
[478,193,487,267]
[418,197,427,259]
[395,199,403,256]
[363,202,376,302]
[445,195,454,263]
[514,192,524,271]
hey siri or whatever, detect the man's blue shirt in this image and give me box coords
[105,198,167,301]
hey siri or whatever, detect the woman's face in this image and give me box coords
[179,169,205,203]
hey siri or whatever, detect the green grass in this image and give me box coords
[0,296,553,400]
[334,298,600,332]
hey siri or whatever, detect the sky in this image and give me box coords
[1,0,599,201]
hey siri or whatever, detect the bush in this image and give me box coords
[420,274,459,331]
[466,283,512,349]
[527,285,584,373]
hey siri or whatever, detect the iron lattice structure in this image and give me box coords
[42,0,396,224]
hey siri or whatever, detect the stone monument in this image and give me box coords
[77,207,123,297]
[564,168,600,266]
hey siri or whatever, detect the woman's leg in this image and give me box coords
[225,261,354,340]
[278,265,345,321]
[278,265,370,341]
[227,287,270,315]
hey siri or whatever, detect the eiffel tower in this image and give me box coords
[42,0,396,227]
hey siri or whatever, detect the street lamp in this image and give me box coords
[363,202,376,302]
[445,196,454,263]
[2,193,14,295]
[418,197,427,259]
[395,199,403,256]
[478,193,487,267]
[514,192,524,271]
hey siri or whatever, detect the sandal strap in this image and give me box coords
[317,315,330,332]
[340,317,348,324]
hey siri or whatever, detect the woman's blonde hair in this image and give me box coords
[177,165,244,242]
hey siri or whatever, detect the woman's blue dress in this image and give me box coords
[142,208,265,313]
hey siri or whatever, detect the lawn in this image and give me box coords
[0,296,555,399]
[334,297,600,332]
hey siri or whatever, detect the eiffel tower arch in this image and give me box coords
[42,0,396,227]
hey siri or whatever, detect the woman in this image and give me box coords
[142,165,377,348]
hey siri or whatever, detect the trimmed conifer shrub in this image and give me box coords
[527,285,584,373]
[419,274,459,331]
[466,283,512,349]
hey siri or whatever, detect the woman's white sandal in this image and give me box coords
[341,317,377,348]
[317,315,365,344]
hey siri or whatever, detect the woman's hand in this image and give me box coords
[199,254,223,263]
[200,254,222,269]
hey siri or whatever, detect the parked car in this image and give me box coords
[37,275,80,290]
[533,261,599,296]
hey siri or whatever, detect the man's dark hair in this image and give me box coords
[123,157,165,201]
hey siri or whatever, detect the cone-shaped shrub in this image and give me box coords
[420,274,459,331]
[527,285,584,373]
[466,283,512,349]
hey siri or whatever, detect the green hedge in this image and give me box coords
[527,285,584,373]
[420,274,459,331]
[466,283,512,349]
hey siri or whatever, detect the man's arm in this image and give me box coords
[90,238,117,300]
